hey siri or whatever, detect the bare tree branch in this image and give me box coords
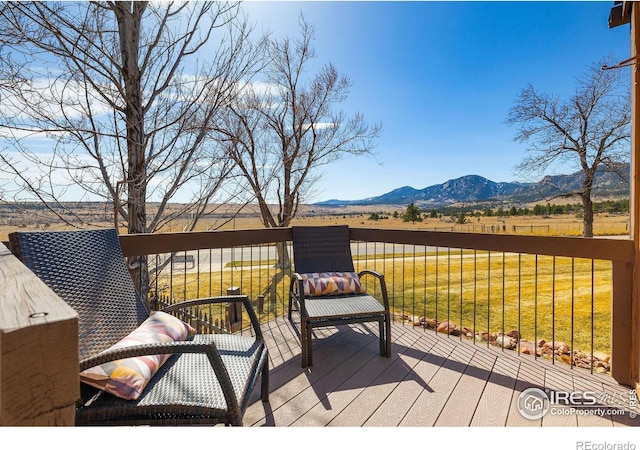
[0,1,262,234]
[215,15,381,232]
[506,58,630,237]
[0,1,265,299]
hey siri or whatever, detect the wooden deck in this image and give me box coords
[244,317,640,427]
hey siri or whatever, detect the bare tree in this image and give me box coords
[217,17,380,231]
[0,1,263,295]
[506,58,630,237]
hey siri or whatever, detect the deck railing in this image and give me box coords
[118,227,635,385]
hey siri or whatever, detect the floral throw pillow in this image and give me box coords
[79,311,196,401]
[300,272,365,297]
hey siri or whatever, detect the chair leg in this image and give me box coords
[378,320,385,356]
[385,314,392,357]
[301,319,308,367]
[306,325,313,366]
[261,361,269,402]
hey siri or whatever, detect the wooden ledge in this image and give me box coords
[0,243,79,426]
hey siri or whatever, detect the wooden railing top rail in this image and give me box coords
[119,227,635,263]
[350,228,635,262]
[118,227,291,257]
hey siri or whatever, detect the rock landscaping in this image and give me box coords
[393,313,611,375]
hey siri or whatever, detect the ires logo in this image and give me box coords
[517,388,600,420]
[548,390,598,406]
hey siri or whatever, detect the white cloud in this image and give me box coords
[304,122,336,130]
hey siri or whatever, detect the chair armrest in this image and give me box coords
[358,269,383,279]
[358,270,390,311]
[160,295,263,339]
[80,339,242,411]
[288,273,310,321]
[289,272,307,304]
[290,273,304,296]
[79,340,220,370]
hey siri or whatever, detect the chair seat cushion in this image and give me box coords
[301,271,365,297]
[76,333,267,424]
[79,311,195,400]
[303,293,385,320]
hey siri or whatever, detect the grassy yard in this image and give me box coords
[0,206,630,240]
[3,207,621,354]
[159,250,612,355]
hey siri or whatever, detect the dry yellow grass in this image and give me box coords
[161,251,612,355]
[3,206,622,355]
[0,202,629,239]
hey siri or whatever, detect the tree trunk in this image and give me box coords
[275,241,291,269]
[255,195,292,268]
[582,194,594,238]
[115,2,150,302]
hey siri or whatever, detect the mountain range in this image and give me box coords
[316,165,630,208]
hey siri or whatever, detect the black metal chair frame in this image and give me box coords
[288,225,392,367]
[10,228,269,426]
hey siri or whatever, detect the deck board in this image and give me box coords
[363,338,449,426]
[434,349,496,426]
[246,318,640,427]
[244,320,376,426]
[571,374,615,427]
[292,325,419,427]
[264,332,379,426]
[470,356,520,426]
[542,364,579,427]
[399,344,476,426]
[327,327,434,426]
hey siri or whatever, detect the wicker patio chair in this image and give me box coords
[288,225,391,367]
[9,228,269,426]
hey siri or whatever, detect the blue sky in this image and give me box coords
[240,1,632,202]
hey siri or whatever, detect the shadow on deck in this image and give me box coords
[245,317,640,427]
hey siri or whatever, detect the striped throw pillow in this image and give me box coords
[301,272,365,297]
[79,311,195,400]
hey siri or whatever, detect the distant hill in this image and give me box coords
[316,165,629,207]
